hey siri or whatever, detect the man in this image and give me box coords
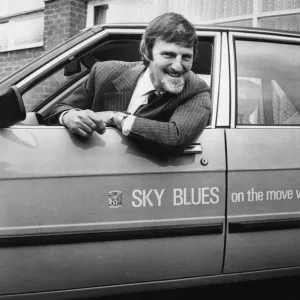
[48,12,211,153]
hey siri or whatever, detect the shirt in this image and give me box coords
[122,67,156,135]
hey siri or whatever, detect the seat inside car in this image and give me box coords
[237,78,261,125]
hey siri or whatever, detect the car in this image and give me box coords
[0,23,300,299]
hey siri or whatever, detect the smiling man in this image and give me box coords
[48,13,211,153]
[148,39,193,94]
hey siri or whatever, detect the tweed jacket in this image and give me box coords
[48,60,211,153]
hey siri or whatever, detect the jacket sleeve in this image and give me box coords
[45,63,97,125]
[129,90,211,154]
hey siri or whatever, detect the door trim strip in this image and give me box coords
[229,218,300,233]
[0,223,223,247]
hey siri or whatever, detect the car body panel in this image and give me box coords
[225,129,300,273]
[0,128,225,294]
[224,30,300,273]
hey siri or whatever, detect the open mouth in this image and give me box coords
[167,72,182,78]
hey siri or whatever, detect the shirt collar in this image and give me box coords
[137,68,156,96]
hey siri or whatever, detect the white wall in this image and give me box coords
[0,0,44,17]
[0,0,44,52]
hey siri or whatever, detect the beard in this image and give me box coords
[161,76,185,94]
[160,66,188,94]
[150,65,189,94]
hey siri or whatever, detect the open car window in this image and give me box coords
[21,36,213,116]
[22,62,88,112]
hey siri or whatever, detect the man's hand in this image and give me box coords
[62,109,107,137]
[94,111,115,126]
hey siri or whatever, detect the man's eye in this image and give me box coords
[183,55,192,61]
[162,53,173,59]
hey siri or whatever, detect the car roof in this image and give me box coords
[96,23,300,38]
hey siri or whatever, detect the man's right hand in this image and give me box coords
[62,109,106,137]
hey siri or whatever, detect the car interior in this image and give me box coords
[236,39,300,126]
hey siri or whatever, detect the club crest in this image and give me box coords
[108,191,123,208]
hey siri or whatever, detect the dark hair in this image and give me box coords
[140,12,198,66]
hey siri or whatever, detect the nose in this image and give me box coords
[171,56,183,72]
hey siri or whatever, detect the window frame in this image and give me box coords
[15,29,219,129]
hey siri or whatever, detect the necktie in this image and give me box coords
[147,90,160,104]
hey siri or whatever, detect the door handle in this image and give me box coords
[182,143,203,154]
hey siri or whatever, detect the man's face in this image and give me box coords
[147,39,194,94]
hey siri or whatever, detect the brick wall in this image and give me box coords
[0,47,43,81]
[0,0,87,82]
[44,0,87,51]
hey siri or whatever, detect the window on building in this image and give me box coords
[259,14,300,31]
[87,0,300,32]
[260,0,300,12]
[191,0,300,32]
[94,5,108,25]
[218,19,253,27]
[236,40,300,125]
[0,10,44,53]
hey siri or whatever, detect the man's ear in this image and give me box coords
[143,53,151,62]
[140,38,153,62]
[141,45,151,62]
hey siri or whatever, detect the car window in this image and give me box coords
[23,62,88,111]
[235,40,300,125]
[236,77,264,125]
[22,39,142,112]
[22,37,213,113]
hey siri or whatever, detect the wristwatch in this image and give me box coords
[111,111,130,129]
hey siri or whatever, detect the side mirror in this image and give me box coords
[0,85,26,127]
[64,60,81,76]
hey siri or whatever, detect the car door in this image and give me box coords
[224,32,300,273]
[0,29,225,295]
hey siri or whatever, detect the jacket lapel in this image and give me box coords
[100,62,145,111]
[113,62,145,92]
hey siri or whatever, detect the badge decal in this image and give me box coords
[108,191,123,208]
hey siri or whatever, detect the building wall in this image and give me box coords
[44,0,87,50]
[0,47,43,81]
[0,0,87,82]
